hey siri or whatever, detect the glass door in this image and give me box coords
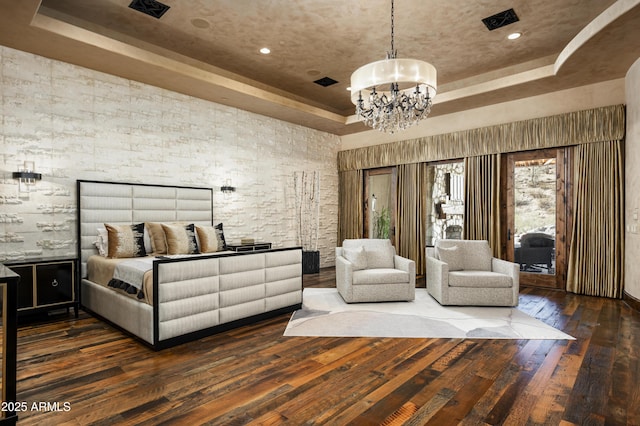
[426,161,465,246]
[504,149,568,289]
[364,167,397,245]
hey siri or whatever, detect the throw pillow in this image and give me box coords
[94,227,108,257]
[343,246,367,270]
[105,223,147,258]
[162,223,200,255]
[196,225,220,253]
[146,222,167,254]
[215,223,227,250]
[436,245,463,271]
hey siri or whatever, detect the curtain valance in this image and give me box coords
[337,104,625,171]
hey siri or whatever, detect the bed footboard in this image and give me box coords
[153,248,302,348]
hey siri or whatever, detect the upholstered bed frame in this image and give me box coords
[77,180,302,350]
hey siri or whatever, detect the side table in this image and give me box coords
[4,256,78,321]
[226,242,272,252]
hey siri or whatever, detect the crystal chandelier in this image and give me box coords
[350,0,437,133]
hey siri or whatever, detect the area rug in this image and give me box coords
[284,288,574,340]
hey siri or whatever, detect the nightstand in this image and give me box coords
[5,256,78,321]
[226,242,272,252]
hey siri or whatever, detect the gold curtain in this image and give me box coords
[567,140,624,298]
[396,163,428,275]
[464,154,502,257]
[336,105,625,288]
[425,165,436,246]
[338,169,363,244]
[338,105,625,172]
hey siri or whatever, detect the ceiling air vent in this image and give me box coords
[482,8,519,31]
[313,77,339,87]
[128,0,170,19]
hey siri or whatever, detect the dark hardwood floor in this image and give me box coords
[11,268,640,425]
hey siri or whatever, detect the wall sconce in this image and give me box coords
[220,179,236,196]
[12,161,42,193]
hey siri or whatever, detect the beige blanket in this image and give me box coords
[87,256,154,305]
[87,251,235,305]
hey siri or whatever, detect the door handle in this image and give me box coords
[507,228,512,241]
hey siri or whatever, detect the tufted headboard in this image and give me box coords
[76,180,213,277]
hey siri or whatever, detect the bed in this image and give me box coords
[77,180,302,350]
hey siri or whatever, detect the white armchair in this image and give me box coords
[335,239,415,303]
[426,239,519,306]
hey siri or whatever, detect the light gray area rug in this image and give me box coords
[284,288,574,340]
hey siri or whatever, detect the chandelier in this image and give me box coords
[350,0,437,133]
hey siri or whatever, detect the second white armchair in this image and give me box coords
[426,239,519,306]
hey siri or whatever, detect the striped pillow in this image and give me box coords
[105,223,147,258]
[162,223,199,255]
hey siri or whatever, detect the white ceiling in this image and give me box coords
[1,0,639,135]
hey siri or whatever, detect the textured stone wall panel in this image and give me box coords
[0,46,340,266]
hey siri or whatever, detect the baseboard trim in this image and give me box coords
[623,291,640,312]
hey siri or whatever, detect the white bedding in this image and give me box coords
[112,257,154,291]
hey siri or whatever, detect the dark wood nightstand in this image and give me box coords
[226,242,272,252]
[4,256,78,321]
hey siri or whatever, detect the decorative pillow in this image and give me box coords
[94,227,109,257]
[343,246,367,270]
[146,222,168,254]
[215,223,227,250]
[436,245,463,271]
[162,223,200,255]
[342,239,395,269]
[196,225,221,253]
[105,223,147,258]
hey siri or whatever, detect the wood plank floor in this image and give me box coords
[12,268,640,425]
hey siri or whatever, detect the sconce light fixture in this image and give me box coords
[220,179,236,195]
[12,161,41,193]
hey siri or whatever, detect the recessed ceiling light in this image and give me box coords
[260,47,271,54]
[507,32,522,40]
[191,18,210,29]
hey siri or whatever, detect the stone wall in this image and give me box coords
[0,46,340,267]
